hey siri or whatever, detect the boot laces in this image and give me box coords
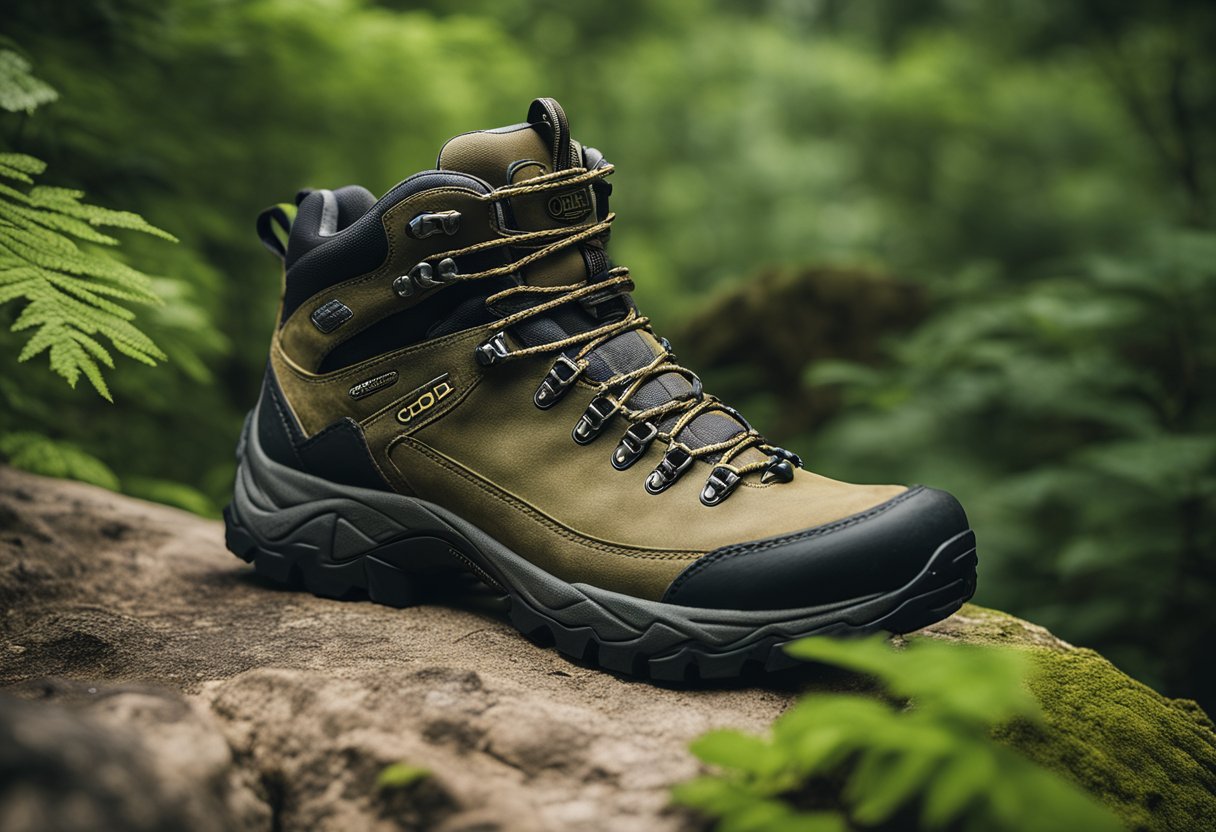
[406,166,801,504]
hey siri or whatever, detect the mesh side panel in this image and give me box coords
[516,317,569,346]
[629,373,689,409]
[679,413,742,447]
[332,185,377,230]
[584,330,657,380]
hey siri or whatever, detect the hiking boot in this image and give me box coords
[224,98,977,681]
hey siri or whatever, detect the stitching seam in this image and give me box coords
[394,438,701,562]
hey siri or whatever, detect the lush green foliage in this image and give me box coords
[673,636,1122,832]
[807,231,1216,703]
[1,0,1212,708]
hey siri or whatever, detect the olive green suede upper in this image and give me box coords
[266,119,907,602]
[270,314,904,600]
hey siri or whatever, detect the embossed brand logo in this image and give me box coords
[348,371,398,400]
[396,375,454,424]
[546,188,591,223]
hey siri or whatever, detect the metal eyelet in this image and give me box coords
[611,421,658,470]
[408,210,462,239]
[474,332,510,366]
[534,355,584,409]
[572,396,616,445]
[760,455,795,484]
[392,274,415,298]
[645,447,693,494]
[436,257,459,281]
[395,259,459,298]
[700,466,741,506]
[659,336,676,362]
[412,261,443,289]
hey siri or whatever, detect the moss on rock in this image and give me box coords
[922,605,1216,831]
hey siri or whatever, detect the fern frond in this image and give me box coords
[45,271,141,319]
[0,152,47,177]
[0,195,121,244]
[69,329,116,368]
[0,154,175,398]
[0,177,39,200]
[0,161,35,184]
[29,185,178,242]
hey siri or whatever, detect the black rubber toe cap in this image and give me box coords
[661,486,970,611]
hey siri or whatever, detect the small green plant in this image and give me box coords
[673,635,1123,832]
[376,762,431,791]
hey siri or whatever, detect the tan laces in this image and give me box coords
[405,166,800,504]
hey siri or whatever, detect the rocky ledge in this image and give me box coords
[0,467,1213,831]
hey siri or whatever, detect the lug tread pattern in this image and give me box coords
[223,498,977,681]
[225,409,977,682]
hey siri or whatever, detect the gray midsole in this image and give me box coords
[232,404,907,651]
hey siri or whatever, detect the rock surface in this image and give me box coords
[1,467,1213,831]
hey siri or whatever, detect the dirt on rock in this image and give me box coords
[1,467,1213,832]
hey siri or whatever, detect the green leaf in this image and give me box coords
[1076,436,1216,500]
[689,729,784,777]
[784,636,1039,725]
[671,776,760,816]
[804,359,883,389]
[847,748,944,825]
[0,153,46,176]
[721,801,845,832]
[919,745,994,828]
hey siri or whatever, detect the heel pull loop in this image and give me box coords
[528,97,574,171]
[256,203,294,261]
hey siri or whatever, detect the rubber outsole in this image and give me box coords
[224,409,977,683]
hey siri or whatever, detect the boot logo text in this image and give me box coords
[397,375,454,424]
[546,188,591,223]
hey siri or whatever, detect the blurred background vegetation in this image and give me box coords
[2,0,1212,712]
